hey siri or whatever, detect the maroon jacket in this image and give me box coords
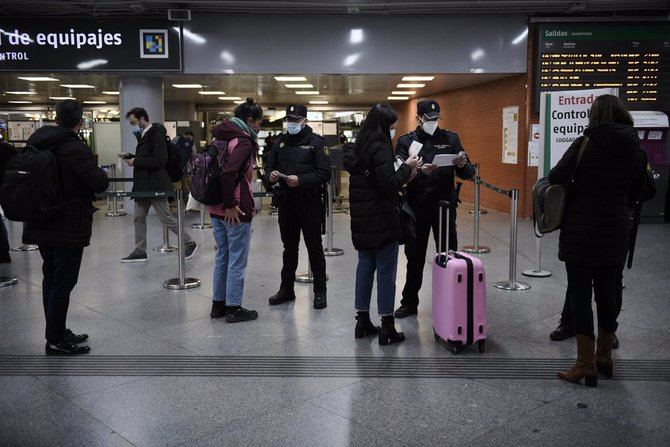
[209,120,258,223]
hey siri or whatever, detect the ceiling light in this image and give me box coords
[49,96,76,100]
[18,76,59,82]
[401,76,435,81]
[5,91,37,95]
[350,29,364,44]
[218,96,242,100]
[83,101,106,104]
[77,59,108,70]
[309,100,329,105]
[295,91,320,95]
[233,100,245,104]
[284,84,314,89]
[8,100,32,104]
[397,83,425,88]
[102,91,119,95]
[343,53,360,66]
[470,48,485,61]
[274,76,307,82]
[387,96,409,100]
[172,84,203,89]
[60,84,95,89]
[198,91,226,95]
[391,91,415,95]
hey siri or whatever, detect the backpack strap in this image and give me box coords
[566,136,589,187]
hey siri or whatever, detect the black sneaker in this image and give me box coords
[65,329,89,344]
[0,255,11,264]
[121,251,147,263]
[184,242,198,260]
[549,319,575,341]
[394,305,418,319]
[210,301,226,318]
[613,333,620,350]
[313,291,327,309]
[45,341,91,356]
[225,306,259,323]
[268,288,296,306]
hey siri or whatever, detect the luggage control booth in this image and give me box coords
[632,111,669,223]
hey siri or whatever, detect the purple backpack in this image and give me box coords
[189,140,229,206]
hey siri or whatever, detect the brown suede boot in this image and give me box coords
[596,328,614,378]
[558,334,598,387]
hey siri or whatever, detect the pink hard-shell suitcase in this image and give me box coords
[432,200,488,354]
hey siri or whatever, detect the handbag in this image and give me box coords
[532,137,589,236]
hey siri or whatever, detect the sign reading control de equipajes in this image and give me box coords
[0,19,181,71]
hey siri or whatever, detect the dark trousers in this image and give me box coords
[0,216,10,261]
[565,262,619,340]
[39,245,84,344]
[561,264,624,331]
[278,195,327,292]
[401,203,457,309]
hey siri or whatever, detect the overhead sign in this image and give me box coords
[0,19,181,71]
[538,88,615,176]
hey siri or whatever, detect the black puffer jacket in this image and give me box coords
[344,141,412,251]
[132,123,173,193]
[23,126,109,247]
[549,124,646,266]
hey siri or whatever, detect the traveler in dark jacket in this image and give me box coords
[22,100,109,355]
[264,104,331,309]
[173,130,195,204]
[551,95,646,387]
[121,107,196,263]
[0,119,17,263]
[208,98,263,323]
[395,100,475,318]
[344,103,420,345]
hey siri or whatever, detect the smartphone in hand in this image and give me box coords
[117,152,135,160]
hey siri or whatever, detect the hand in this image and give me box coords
[405,154,421,170]
[455,153,467,169]
[223,206,245,226]
[125,158,135,167]
[269,170,280,183]
[287,175,299,188]
[420,163,438,175]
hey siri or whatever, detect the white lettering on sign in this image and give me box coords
[0,28,122,49]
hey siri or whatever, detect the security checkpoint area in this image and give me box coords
[1,1,670,446]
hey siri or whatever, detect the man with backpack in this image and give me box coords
[19,100,109,354]
[121,107,197,263]
[172,130,195,204]
[0,120,17,264]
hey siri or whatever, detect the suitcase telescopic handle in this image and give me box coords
[438,200,451,262]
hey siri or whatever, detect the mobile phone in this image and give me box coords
[117,152,135,160]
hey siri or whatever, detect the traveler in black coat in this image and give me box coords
[344,103,420,345]
[0,119,17,263]
[551,95,647,387]
[22,100,109,355]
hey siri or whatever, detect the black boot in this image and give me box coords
[394,304,418,319]
[612,333,619,350]
[268,288,296,306]
[210,301,226,318]
[550,316,575,341]
[64,329,89,344]
[355,311,380,339]
[379,316,405,346]
[225,306,259,323]
[313,290,327,310]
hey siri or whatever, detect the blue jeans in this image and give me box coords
[355,243,399,317]
[212,217,252,306]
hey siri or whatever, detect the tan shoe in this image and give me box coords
[558,334,598,387]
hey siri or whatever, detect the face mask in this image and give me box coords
[421,120,438,135]
[287,122,303,135]
[131,124,142,135]
[252,123,261,134]
[390,129,396,140]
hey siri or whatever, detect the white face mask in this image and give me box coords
[390,129,396,140]
[421,120,438,135]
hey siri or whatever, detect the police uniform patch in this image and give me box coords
[290,106,295,112]
[280,142,285,148]
[431,104,436,110]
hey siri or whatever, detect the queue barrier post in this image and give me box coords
[0,275,18,288]
[522,236,552,278]
[296,263,330,284]
[163,189,201,290]
[153,224,177,253]
[468,163,488,215]
[11,222,37,252]
[105,164,127,217]
[324,177,344,257]
[461,173,491,254]
[494,189,530,291]
[191,210,212,230]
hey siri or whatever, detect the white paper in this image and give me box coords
[502,106,519,164]
[432,153,458,167]
[408,141,423,158]
[648,130,663,140]
[528,124,540,167]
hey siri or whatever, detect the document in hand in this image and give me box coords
[408,141,423,158]
[432,153,459,167]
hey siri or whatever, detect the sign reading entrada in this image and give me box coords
[0,19,181,71]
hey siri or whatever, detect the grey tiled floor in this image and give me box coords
[1,205,669,446]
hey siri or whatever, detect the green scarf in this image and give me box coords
[229,117,257,141]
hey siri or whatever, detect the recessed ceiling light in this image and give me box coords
[295,91,320,95]
[18,76,59,82]
[198,91,225,95]
[387,96,409,100]
[274,76,307,82]
[172,84,203,89]
[102,91,119,95]
[218,96,242,100]
[83,101,106,104]
[233,100,245,104]
[397,83,425,88]
[60,84,95,89]
[8,100,32,104]
[391,91,416,95]
[309,100,329,105]
[284,84,314,89]
[5,91,37,95]
[49,96,76,100]
[401,76,435,81]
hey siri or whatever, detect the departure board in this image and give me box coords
[536,23,670,111]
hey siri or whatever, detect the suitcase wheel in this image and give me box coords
[478,340,486,354]
[447,342,462,355]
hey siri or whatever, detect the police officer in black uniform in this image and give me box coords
[265,104,331,309]
[395,100,476,318]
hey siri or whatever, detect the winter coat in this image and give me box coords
[549,124,647,266]
[23,126,109,247]
[132,123,173,193]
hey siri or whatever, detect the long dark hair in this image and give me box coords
[588,94,634,128]
[356,103,398,156]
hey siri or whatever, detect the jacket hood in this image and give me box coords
[212,119,252,141]
[584,124,640,155]
[27,125,79,151]
[144,122,167,138]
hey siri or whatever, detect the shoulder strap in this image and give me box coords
[566,136,589,186]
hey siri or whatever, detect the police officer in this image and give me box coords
[265,104,331,309]
[395,100,475,318]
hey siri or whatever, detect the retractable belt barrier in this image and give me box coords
[324,177,344,257]
[462,164,491,255]
[163,189,200,290]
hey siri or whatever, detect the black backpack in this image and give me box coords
[165,136,183,182]
[0,144,64,222]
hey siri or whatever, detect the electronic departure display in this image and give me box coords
[536,23,670,112]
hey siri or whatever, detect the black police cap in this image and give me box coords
[417,100,441,119]
[286,104,307,119]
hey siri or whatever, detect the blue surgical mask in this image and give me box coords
[287,122,303,135]
[131,124,142,135]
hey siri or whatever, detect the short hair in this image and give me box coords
[125,107,149,122]
[184,131,194,138]
[588,95,634,128]
[55,100,83,129]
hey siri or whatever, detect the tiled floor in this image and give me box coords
[1,204,669,447]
